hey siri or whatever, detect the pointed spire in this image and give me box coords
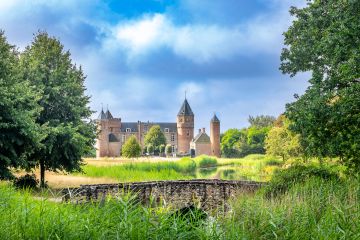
[105,105,113,119]
[178,98,194,116]
[211,113,220,122]
[97,104,106,119]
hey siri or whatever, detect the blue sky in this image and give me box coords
[0,0,309,132]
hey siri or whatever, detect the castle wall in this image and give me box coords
[193,142,211,157]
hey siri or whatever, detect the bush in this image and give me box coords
[122,136,141,158]
[194,155,217,168]
[13,174,38,189]
[264,165,340,198]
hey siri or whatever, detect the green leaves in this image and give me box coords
[0,31,41,179]
[122,136,142,158]
[281,1,360,172]
[144,125,167,153]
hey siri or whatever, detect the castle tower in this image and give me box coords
[95,108,109,158]
[177,98,194,155]
[95,107,121,158]
[210,114,221,157]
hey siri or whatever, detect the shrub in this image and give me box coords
[195,155,217,168]
[264,165,340,198]
[13,174,38,189]
[165,145,172,156]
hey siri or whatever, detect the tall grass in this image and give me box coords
[81,158,196,182]
[1,175,359,239]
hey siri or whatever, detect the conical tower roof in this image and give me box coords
[98,109,106,119]
[211,113,220,123]
[177,99,194,116]
[105,109,113,119]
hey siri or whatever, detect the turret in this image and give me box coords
[176,98,194,155]
[210,113,220,157]
[95,107,121,158]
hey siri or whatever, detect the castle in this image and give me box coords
[95,98,221,158]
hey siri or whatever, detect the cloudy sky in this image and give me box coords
[0,0,309,132]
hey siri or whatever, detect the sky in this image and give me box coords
[0,0,309,132]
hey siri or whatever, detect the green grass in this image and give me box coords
[80,158,197,182]
[1,175,359,239]
[78,154,282,182]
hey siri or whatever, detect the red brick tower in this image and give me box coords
[176,98,194,155]
[210,114,221,157]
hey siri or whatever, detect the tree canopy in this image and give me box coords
[0,31,41,179]
[122,136,141,158]
[281,0,360,171]
[144,125,166,154]
[248,115,276,128]
[20,32,96,187]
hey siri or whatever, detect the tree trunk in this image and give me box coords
[40,159,45,188]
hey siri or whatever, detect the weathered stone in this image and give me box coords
[62,179,263,211]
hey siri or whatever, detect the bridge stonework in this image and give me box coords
[62,179,263,211]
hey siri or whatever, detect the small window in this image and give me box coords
[126,128,131,133]
[171,133,175,142]
[164,128,169,133]
[122,134,125,143]
[171,145,175,153]
[186,130,190,136]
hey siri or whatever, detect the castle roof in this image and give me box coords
[98,109,106,119]
[211,114,220,123]
[192,131,210,144]
[105,109,113,119]
[120,122,177,133]
[177,99,194,116]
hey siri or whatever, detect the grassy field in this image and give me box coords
[78,154,282,183]
[1,175,358,239]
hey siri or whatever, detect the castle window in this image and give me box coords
[187,130,190,136]
[122,134,125,143]
[164,128,169,133]
[171,145,175,153]
[171,133,175,142]
[126,128,131,133]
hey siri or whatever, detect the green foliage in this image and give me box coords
[264,165,340,198]
[159,144,165,154]
[20,32,96,187]
[165,144,172,156]
[121,136,141,158]
[13,174,39,189]
[144,125,166,153]
[194,155,217,168]
[221,126,270,158]
[0,31,41,179]
[248,115,276,128]
[265,117,303,161]
[281,1,360,172]
[147,144,154,155]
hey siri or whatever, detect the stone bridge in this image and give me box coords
[62,179,263,211]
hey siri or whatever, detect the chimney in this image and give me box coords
[202,128,205,133]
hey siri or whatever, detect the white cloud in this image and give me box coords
[104,2,295,64]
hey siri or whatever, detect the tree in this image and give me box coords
[144,125,166,153]
[122,136,141,158]
[221,129,243,157]
[0,31,41,179]
[248,115,276,128]
[265,118,302,161]
[147,144,154,155]
[281,1,360,171]
[159,144,165,156]
[165,144,172,157]
[20,32,96,187]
